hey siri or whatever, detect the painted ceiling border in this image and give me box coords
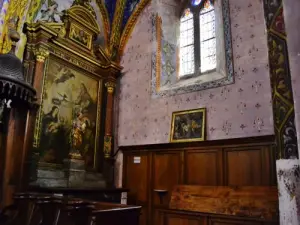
[118,0,151,58]
[96,0,110,46]
[109,0,126,58]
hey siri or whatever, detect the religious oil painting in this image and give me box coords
[34,57,101,170]
[170,108,206,143]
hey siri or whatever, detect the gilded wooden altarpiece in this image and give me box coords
[22,2,121,178]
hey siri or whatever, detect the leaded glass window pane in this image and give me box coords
[200,0,216,73]
[178,0,216,76]
[191,0,202,6]
[179,8,195,76]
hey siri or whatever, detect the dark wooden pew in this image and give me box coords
[90,206,141,225]
[0,192,141,225]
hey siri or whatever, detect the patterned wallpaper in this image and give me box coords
[117,0,275,146]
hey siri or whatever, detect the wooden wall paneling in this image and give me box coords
[140,207,148,225]
[123,151,150,225]
[270,145,277,186]
[121,135,277,225]
[224,146,266,186]
[208,217,261,225]
[123,151,149,204]
[260,145,275,186]
[163,213,206,225]
[151,150,184,225]
[185,149,223,185]
[151,150,184,206]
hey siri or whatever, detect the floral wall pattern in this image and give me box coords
[117,0,275,146]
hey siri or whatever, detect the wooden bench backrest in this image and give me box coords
[169,185,279,221]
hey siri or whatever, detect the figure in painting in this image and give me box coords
[75,83,94,114]
[71,112,89,153]
[39,106,69,163]
[54,68,75,84]
[70,83,97,167]
[39,0,62,23]
[71,29,89,46]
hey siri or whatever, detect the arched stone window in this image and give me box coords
[151,0,233,97]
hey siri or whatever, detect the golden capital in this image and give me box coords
[35,49,49,63]
[105,81,116,94]
[23,61,29,67]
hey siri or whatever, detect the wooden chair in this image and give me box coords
[0,204,18,225]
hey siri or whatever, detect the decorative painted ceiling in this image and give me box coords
[0,0,150,61]
[103,0,147,60]
[103,0,142,32]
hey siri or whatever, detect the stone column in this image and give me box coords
[283,0,300,159]
[104,81,116,159]
[263,1,300,225]
[281,1,300,224]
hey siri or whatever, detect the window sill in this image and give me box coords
[152,70,234,98]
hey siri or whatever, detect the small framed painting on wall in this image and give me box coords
[170,108,206,143]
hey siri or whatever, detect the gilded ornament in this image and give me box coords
[58,26,66,38]
[35,49,49,62]
[104,135,112,158]
[109,0,126,57]
[105,81,116,94]
[155,15,162,91]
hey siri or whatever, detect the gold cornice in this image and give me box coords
[52,39,120,71]
[24,22,59,37]
[109,0,126,55]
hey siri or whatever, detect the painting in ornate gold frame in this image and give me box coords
[33,56,102,170]
[69,23,93,49]
[170,108,206,143]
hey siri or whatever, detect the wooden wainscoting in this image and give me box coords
[121,135,277,225]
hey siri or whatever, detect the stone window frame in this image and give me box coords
[151,0,234,98]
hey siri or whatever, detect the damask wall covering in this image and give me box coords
[117,0,274,146]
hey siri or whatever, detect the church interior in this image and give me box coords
[0,0,299,224]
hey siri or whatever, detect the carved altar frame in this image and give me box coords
[21,4,121,184]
